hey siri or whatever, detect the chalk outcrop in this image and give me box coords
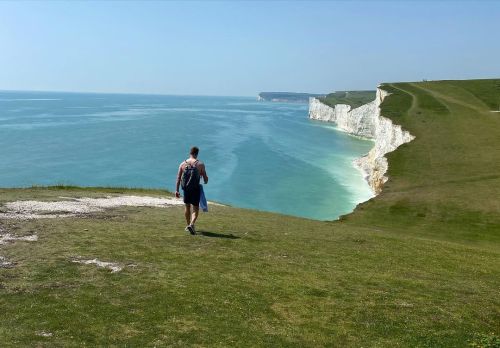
[309,88,415,194]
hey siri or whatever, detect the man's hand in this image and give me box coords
[175,191,180,198]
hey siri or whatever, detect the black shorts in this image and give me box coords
[183,187,201,206]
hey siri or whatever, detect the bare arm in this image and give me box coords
[199,163,208,184]
[175,164,183,195]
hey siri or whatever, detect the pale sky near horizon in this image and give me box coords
[1,0,499,96]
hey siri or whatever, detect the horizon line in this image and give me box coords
[0,88,257,99]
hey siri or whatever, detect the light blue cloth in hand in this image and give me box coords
[199,184,208,212]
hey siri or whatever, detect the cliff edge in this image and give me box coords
[309,87,415,194]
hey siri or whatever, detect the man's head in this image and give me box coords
[190,146,199,158]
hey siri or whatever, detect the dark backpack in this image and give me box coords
[181,160,200,192]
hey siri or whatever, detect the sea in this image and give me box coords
[0,90,374,220]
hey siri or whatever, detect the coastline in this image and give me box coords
[309,86,415,195]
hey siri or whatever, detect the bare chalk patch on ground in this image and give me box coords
[0,233,38,245]
[0,226,38,267]
[0,195,185,220]
[36,331,53,337]
[0,255,13,268]
[71,258,124,273]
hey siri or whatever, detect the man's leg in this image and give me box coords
[190,205,199,226]
[184,204,191,226]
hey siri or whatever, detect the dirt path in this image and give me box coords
[408,82,490,114]
[387,83,419,116]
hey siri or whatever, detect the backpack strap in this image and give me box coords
[185,160,199,169]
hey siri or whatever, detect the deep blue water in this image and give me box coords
[0,90,374,220]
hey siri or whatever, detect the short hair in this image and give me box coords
[190,146,199,157]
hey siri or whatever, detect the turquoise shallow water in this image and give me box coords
[0,90,374,220]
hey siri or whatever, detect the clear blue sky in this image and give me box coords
[1,1,499,96]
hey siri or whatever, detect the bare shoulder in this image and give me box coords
[196,160,206,173]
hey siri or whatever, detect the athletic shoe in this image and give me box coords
[187,225,195,235]
[185,226,190,233]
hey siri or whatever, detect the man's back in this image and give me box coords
[179,158,208,185]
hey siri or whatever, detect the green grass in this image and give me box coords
[319,90,376,109]
[1,79,499,347]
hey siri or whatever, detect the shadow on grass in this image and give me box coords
[199,231,240,239]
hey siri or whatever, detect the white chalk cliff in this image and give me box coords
[309,87,415,194]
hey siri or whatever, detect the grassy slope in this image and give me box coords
[0,80,499,347]
[319,90,376,109]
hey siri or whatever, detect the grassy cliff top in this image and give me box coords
[1,79,499,347]
[319,90,376,109]
[347,79,500,245]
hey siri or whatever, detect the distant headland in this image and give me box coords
[257,90,376,106]
[257,92,325,103]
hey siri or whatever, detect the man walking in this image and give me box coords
[175,146,208,235]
